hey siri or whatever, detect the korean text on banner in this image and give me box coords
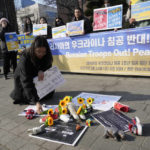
[66,20,84,36]
[131,1,150,21]
[33,24,47,36]
[5,32,19,51]
[52,25,67,39]
[93,5,122,31]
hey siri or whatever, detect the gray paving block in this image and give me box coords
[18,143,40,150]
[141,137,150,149]
[0,144,9,150]
[42,141,62,150]
[5,137,28,150]
[120,143,140,150]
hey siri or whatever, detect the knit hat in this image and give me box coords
[0,18,9,24]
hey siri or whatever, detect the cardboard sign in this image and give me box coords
[131,1,150,21]
[29,121,88,146]
[33,66,65,99]
[66,20,84,36]
[52,25,67,39]
[93,5,122,31]
[33,24,47,36]
[17,34,34,49]
[5,32,19,51]
[92,109,132,132]
[72,92,121,111]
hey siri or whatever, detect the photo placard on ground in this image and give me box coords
[131,1,150,21]
[33,24,47,36]
[29,121,88,146]
[93,5,122,31]
[33,66,65,99]
[92,109,132,132]
[72,92,121,111]
[18,105,58,116]
[5,32,19,51]
[52,25,67,39]
[66,20,84,36]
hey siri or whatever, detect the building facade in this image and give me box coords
[17,3,57,33]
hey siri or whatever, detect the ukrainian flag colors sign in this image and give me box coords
[131,1,150,21]
[5,32,19,51]
[48,27,150,76]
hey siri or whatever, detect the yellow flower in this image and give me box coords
[62,108,68,114]
[48,117,53,126]
[59,100,66,107]
[77,97,84,104]
[63,96,72,104]
[77,106,82,115]
[48,109,53,116]
[87,97,94,105]
[82,104,87,109]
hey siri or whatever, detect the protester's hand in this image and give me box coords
[114,28,118,32]
[129,18,136,24]
[38,70,44,81]
[81,31,85,35]
[25,32,30,35]
[36,102,43,114]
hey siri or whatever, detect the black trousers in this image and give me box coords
[3,51,17,75]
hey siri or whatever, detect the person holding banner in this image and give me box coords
[127,0,150,28]
[0,18,17,80]
[10,36,53,114]
[23,17,33,35]
[72,7,92,34]
[55,17,65,27]
[39,17,52,39]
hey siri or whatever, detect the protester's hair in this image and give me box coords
[27,36,53,66]
[74,7,83,14]
[55,17,64,27]
[24,16,32,32]
[40,17,48,24]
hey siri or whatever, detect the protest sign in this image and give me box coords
[33,66,65,99]
[30,121,87,146]
[17,34,34,49]
[48,26,150,76]
[72,92,121,111]
[66,20,84,36]
[131,0,141,5]
[93,5,122,31]
[5,32,19,51]
[33,24,47,36]
[92,109,132,132]
[52,25,67,39]
[131,1,150,21]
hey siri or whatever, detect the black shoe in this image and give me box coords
[4,75,8,80]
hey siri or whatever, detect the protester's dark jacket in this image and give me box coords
[72,16,92,34]
[23,24,33,33]
[10,51,52,104]
[0,25,11,53]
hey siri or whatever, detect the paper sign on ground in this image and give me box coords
[33,66,65,99]
[72,92,121,111]
[66,20,84,36]
[131,1,150,21]
[52,25,67,39]
[93,5,122,31]
[92,109,132,132]
[33,24,47,36]
[18,105,58,116]
[29,121,88,146]
[5,32,19,51]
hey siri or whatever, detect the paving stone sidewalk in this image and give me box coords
[0,72,150,150]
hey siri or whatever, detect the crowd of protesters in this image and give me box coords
[0,0,150,112]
